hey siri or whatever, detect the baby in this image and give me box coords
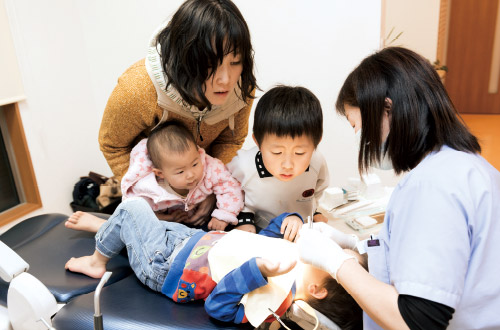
[67,121,244,232]
[124,121,244,231]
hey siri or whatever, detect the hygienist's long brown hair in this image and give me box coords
[336,46,480,175]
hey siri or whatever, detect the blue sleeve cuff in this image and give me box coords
[276,212,304,223]
[288,212,304,223]
[232,258,268,324]
[259,212,304,238]
[234,305,246,324]
[246,257,268,291]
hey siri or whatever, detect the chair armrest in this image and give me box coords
[0,241,29,282]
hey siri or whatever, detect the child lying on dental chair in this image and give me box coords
[65,197,362,329]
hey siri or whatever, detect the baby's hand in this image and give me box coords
[256,258,297,278]
[313,213,329,223]
[207,217,228,231]
[281,215,303,242]
[234,223,257,234]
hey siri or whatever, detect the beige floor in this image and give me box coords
[461,114,500,171]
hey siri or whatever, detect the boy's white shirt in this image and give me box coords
[227,146,330,228]
[208,230,298,327]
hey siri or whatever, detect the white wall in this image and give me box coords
[382,0,441,62]
[4,0,397,222]
[238,0,402,188]
[0,0,24,105]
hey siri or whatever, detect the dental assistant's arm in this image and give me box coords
[336,257,409,330]
[298,228,409,330]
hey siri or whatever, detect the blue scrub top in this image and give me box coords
[364,146,500,330]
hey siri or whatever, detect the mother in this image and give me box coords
[299,47,500,329]
[98,0,256,225]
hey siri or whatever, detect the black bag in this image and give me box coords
[70,172,121,214]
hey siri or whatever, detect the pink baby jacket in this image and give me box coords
[121,139,244,224]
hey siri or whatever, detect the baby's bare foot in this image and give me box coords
[65,211,106,233]
[65,255,107,279]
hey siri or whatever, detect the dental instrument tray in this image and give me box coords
[327,198,386,232]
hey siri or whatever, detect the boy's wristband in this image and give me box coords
[236,212,255,226]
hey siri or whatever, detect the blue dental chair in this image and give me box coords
[0,213,251,330]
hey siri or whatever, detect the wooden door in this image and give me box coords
[445,0,500,114]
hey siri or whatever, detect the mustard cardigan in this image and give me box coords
[98,59,254,181]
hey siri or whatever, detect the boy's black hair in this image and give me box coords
[306,254,367,330]
[307,277,362,330]
[147,121,197,168]
[253,85,323,147]
[157,0,257,109]
[336,46,480,175]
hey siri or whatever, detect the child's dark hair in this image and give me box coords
[336,46,480,175]
[157,0,257,109]
[306,254,367,330]
[147,121,197,168]
[253,85,323,147]
[307,277,362,330]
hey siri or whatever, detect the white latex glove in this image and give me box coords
[297,227,356,279]
[312,222,359,250]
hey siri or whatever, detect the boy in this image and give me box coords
[227,85,330,235]
[65,197,362,329]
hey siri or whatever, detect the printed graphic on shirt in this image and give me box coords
[173,232,226,302]
[177,279,196,303]
[296,188,315,202]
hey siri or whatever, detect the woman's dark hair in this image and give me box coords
[336,46,480,175]
[147,121,197,168]
[157,0,257,109]
[253,85,323,147]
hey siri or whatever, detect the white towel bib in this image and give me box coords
[208,230,298,327]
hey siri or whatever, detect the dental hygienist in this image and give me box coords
[298,47,500,329]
